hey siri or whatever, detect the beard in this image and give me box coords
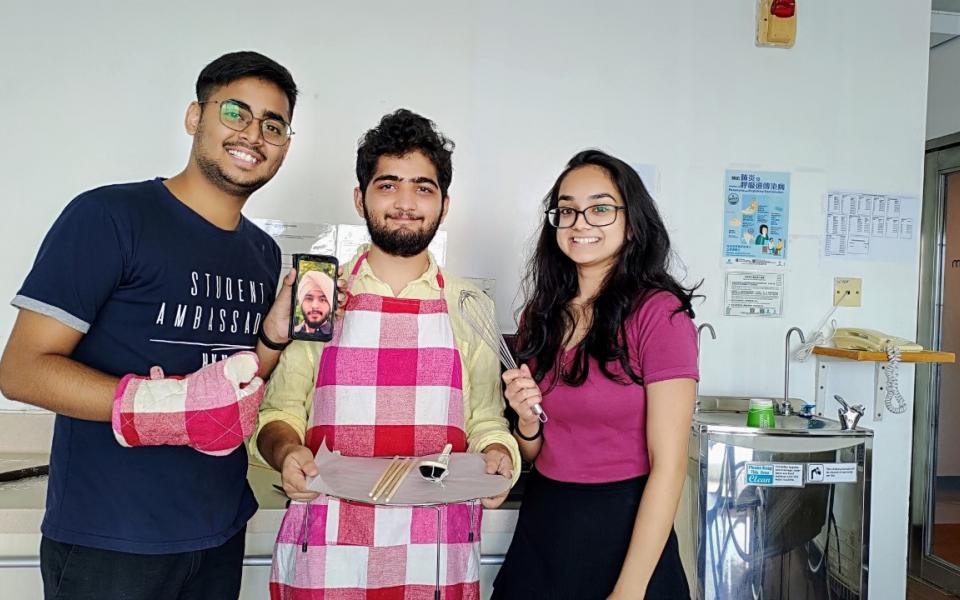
[304,311,327,329]
[194,120,274,197]
[363,203,442,258]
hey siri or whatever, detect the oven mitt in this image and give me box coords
[112,351,264,456]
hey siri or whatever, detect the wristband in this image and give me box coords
[259,327,291,351]
[515,420,543,441]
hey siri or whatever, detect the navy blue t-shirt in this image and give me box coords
[13,178,281,554]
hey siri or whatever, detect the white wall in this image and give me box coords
[928,37,960,140]
[0,1,932,596]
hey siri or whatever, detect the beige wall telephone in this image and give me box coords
[831,327,921,416]
[831,327,923,353]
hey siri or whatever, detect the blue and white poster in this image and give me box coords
[723,170,791,265]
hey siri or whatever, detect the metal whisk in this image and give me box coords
[458,289,548,423]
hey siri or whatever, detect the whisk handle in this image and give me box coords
[531,404,548,422]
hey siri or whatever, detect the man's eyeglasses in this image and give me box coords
[199,99,293,146]
[545,204,626,229]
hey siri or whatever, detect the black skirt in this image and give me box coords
[491,469,690,600]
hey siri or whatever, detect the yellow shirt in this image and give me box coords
[250,246,521,483]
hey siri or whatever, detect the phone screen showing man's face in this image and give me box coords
[290,254,338,343]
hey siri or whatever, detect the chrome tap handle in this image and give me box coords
[834,394,851,411]
[834,395,865,430]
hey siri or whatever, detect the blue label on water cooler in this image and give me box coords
[746,463,775,485]
[745,462,805,487]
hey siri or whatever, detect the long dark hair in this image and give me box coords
[516,149,700,387]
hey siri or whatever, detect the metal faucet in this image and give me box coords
[833,395,865,430]
[782,327,806,416]
[695,323,716,413]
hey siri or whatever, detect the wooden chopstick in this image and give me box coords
[374,458,409,502]
[384,460,416,503]
[372,458,408,501]
[369,457,402,499]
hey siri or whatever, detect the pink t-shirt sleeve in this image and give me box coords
[630,292,699,385]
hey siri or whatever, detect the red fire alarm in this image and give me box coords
[770,0,796,18]
[757,0,797,48]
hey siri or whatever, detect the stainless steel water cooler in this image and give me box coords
[679,408,873,599]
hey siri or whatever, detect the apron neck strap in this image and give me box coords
[346,252,445,294]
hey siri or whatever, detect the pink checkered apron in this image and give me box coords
[270,253,482,600]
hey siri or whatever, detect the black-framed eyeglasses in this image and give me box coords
[545,204,626,228]
[198,99,294,146]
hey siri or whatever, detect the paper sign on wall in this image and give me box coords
[723,170,791,266]
[723,271,784,317]
[822,191,918,263]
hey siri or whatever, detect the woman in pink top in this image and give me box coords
[492,150,699,600]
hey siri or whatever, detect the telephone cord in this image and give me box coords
[884,345,908,414]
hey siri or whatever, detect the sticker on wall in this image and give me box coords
[723,170,791,266]
[822,191,919,263]
[723,270,784,317]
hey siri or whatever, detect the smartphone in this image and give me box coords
[290,253,339,343]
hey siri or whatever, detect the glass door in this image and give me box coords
[911,142,960,593]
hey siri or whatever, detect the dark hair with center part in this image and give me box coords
[516,149,701,388]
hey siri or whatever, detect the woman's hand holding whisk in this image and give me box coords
[502,365,543,432]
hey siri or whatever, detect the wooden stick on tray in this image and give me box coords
[384,460,416,504]
[369,457,402,500]
[375,458,410,502]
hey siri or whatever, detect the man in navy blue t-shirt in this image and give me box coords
[0,51,302,599]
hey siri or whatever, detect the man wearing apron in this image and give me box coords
[252,109,520,599]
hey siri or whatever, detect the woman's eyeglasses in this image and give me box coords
[545,204,625,228]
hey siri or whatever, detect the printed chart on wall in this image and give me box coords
[822,192,919,262]
[724,271,784,317]
[723,170,790,267]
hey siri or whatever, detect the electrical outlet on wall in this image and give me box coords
[833,277,862,307]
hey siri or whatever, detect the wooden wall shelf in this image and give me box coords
[812,346,955,364]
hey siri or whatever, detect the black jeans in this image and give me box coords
[39,527,245,600]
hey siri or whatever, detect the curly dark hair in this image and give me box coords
[517,149,700,388]
[356,109,455,197]
[196,51,298,119]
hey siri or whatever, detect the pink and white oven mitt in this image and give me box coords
[112,351,264,456]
